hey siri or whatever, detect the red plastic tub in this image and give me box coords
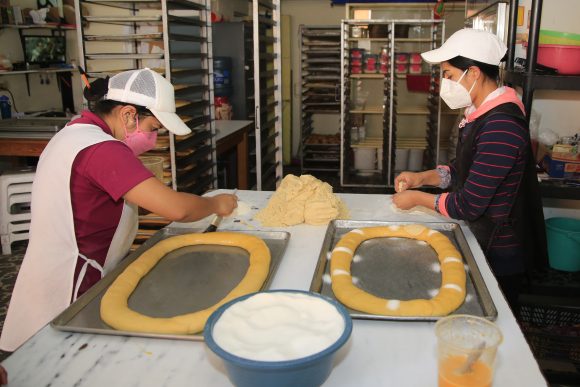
[406,74,430,92]
[537,44,580,75]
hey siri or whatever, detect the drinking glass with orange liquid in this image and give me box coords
[435,315,503,387]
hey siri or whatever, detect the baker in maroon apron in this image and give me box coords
[392,29,548,312]
[1,69,238,352]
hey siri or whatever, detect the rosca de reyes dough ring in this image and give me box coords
[100,232,271,334]
[330,225,466,317]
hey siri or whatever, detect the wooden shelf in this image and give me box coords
[348,37,390,42]
[395,38,433,43]
[350,73,385,79]
[397,106,429,115]
[350,107,384,114]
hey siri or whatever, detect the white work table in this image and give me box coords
[1,190,546,386]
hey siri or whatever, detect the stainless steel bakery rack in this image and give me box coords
[74,0,217,246]
[252,0,283,191]
[299,25,341,176]
[340,19,445,188]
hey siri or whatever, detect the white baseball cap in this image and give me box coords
[106,68,191,136]
[421,28,507,66]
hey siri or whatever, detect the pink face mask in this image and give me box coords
[123,115,157,156]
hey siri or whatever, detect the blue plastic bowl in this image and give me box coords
[204,290,353,387]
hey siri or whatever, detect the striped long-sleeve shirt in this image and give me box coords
[438,87,530,274]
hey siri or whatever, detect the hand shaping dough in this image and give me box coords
[330,225,466,317]
[100,232,271,334]
[256,174,349,226]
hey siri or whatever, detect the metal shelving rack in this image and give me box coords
[504,0,580,118]
[299,25,341,175]
[252,0,283,191]
[74,0,216,244]
[340,19,444,188]
[503,0,580,201]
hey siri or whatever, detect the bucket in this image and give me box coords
[545,217,580,272]
[213,57,233,97]
[394,148,409,171]
[408,149,424,171]
[139,156,164,181]
[353,148,376,176]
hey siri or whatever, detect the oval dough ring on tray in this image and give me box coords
[330,225,466,317]
[100,232,271,334]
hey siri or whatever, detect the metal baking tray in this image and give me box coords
[309,220,497,321]
[51,227,290,341]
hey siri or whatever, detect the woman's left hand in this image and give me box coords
[392,190,420,210]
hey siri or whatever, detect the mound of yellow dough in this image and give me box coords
[330,225,466,317]
[256,174,349,226]
[100,232,271,335]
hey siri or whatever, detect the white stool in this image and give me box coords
[0,171,35,255]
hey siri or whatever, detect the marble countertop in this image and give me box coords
[1,190,547,387]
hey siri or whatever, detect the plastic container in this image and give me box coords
[545,217,580,272]
[408,149,424,171]
[213,57,233,97]
[350,48,365,59]
[539,29,580,46]
[363,54,378,73]
[138,156,164,180]
[204,290,353,387]
[406,74,430,92]
[350,58,363,67]
[0,95,11,119]
[395,64,408,74]
[394,148,409,171]
[354,147,376,175]
[379,47,389,64]
[351,26,362,38]
[409,53,422,64]
[379,63,389,74]
[395,53,409,64]
[537,44,580,75]
[435,315,503,387]
[408,64,422,75]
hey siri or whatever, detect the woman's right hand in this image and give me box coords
[210,194,238,217]
[394,172,424,192]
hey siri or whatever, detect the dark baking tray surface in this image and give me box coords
[51,227,289,341]
[309,220,497,321]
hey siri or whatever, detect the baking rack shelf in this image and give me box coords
[75,0,216,247]
[300,25,341,175]
[340,19,444,188]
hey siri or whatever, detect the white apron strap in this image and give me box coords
[102,202,138,275]
[73,253,104,302]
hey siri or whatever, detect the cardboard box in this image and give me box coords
[543,154,580,179]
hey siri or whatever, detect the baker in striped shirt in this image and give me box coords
[392,29,548,311]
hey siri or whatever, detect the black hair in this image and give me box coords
[447,55,502,81]
[83,76,152,118]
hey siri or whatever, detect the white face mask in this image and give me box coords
[440,69,477,110]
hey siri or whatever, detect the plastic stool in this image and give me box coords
[0,170,35,255]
